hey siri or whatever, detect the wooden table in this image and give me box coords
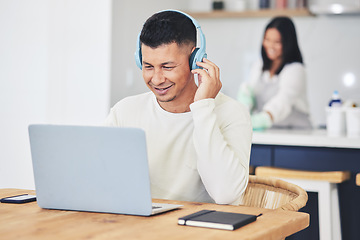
[0,189,309,240]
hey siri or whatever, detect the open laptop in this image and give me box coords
[28,124,182,216]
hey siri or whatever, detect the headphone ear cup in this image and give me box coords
[189,48,199,70]
[135,49,142,70]
[190,48,207,70]
[135,33,143,70]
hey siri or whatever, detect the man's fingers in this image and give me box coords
[195,59,220,79]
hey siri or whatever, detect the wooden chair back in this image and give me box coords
[238,175,308,211]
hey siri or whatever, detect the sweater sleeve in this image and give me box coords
[263,63,306,123]
[190,97,252,204]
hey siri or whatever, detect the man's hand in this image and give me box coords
[191,58,222,102]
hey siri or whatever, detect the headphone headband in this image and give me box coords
[134,9,207,70]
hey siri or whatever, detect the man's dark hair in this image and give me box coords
[140,11,196,48]
[261,16,303,75]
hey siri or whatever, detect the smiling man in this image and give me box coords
[105,10,252,204]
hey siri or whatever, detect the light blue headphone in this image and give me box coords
[134,9,207,70]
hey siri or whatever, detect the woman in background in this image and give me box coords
[238,16,311,130]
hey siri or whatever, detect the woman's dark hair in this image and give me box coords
[261,16,303,74]
[140,11,196,48]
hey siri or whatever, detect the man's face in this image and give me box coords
[141,42,196,112]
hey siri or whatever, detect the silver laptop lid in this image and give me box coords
[28,124,153,216]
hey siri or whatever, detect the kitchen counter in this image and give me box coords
[252,129,360,149]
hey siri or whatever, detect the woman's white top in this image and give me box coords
[248,59,311,128]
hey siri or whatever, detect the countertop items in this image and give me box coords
[252,129,360,149]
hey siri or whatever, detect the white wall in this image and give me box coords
[0,0,48,190]
[0,0,112,189]
[111,1,360,127]
[47,0,112,125]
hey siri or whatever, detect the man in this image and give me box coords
[105,10,252,205]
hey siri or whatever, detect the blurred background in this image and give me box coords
[1,0,359,189]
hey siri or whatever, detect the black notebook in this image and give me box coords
[178,210,260,231]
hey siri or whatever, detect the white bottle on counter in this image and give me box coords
[326,90,345,137]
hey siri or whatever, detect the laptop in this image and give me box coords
[28,124,182,216]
